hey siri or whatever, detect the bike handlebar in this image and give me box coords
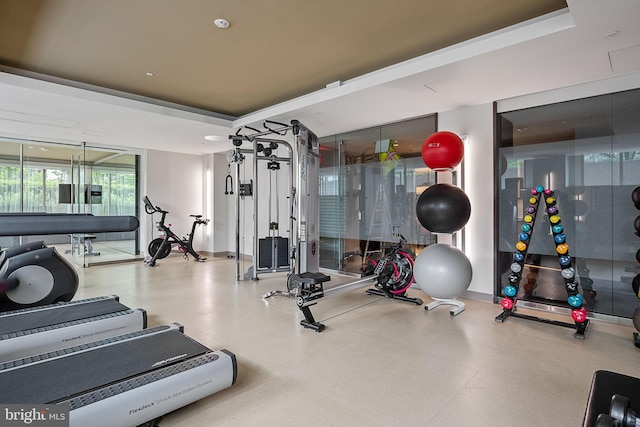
[379,235,407,252]
[144,196,208,225]
[143,196,163,215]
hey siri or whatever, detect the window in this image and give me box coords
[497,88,640,319]
[0,138,139,265]
[319,115,437,273]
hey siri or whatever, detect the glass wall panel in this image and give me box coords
[319,115,437,274]
[497,88,640,319]
[31,142,85,262]
[0,140,22,249]
[84,152,138,265]
[0,137,139,267]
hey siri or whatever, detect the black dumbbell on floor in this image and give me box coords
[595,394,640,427]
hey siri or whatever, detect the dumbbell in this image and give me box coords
[596,414,618,427]
[611,395,640,427]
[595,394,640,427]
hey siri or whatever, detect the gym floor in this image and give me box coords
[73,255,640,426]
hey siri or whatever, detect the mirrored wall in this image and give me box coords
[0,137,139,267]
[318,115,437,274]
[497,88,640,319]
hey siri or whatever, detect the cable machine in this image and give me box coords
[226,120,320,281]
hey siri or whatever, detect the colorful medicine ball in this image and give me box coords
[421,131,464,170]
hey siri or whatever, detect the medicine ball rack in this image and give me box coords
[631,186,640,348]
[495,186,590,339]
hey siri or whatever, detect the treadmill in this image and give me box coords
[0,295,146,362]
[0,323,237,427]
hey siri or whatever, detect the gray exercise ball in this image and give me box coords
[414,243,473,299]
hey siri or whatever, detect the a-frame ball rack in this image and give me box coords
[495,186,590,339]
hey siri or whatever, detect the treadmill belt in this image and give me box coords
[0,298,128,336]
[0,329,210,404]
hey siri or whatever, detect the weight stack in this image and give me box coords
[258,237,289,269]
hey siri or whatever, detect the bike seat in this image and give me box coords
[190,215,203,218]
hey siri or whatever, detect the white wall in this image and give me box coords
[438,104,496,296]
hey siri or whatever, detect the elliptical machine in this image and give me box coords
[0,240,78,311]
[143,196,209,266]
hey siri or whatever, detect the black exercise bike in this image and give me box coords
[143,196,209,266]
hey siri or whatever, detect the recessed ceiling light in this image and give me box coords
[145,72,155,77]
[214,18,230,29]
[204,135,226,142]
[605,30,620,38]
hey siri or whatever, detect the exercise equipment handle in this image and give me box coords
[263,120,288,135]
[143,196,168,215]
[380,235,408,253]
[225,173,233,195]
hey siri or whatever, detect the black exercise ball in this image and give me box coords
[633,273,640,297]
[636,247,640,264]
[499,154,508,176]
[416,183,471,233]
[632,186,640,209]
[635,214,640,235]
[634,307,640,333]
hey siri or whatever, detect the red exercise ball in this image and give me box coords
[421,131,464,170]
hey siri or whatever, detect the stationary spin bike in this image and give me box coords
[143,196,209,266]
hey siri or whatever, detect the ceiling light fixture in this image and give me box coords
[204,135,226,142]
[145,72,155,77]
[214,18,230,29]
[605,30,620,38]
